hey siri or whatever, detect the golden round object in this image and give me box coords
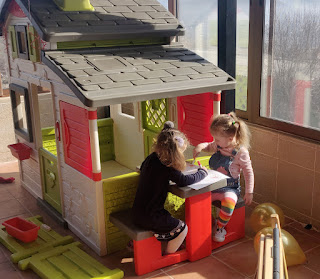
[254,227,306,267]
[249,203,285,233]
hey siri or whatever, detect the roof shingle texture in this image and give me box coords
[43,44,235,107]
[14,0,183,41]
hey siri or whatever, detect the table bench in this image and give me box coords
[110,209,188,276]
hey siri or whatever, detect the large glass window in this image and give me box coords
[177,0,249,111]
[261,0,320,131]
[236,1,249,111]
[178,0,218,65]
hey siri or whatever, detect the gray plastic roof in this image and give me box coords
[0,0,184,41]
[42,44,236,107]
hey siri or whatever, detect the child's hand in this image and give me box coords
[199,165,208,173]
[193,146,202,159]
[244,193,253,205]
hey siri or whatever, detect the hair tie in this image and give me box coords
[175,136,185,147]
[163,121,174,130]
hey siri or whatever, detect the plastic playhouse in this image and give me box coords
[0,0,238,276]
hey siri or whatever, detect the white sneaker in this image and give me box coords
[214,227,227,242]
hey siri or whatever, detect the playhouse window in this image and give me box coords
[15,26,29,60]
[10,84,33,142]
[121,103,134,117]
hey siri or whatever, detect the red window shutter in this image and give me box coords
[177,93,214,146]
[60,101,93,178]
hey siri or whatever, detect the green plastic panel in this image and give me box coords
[42,127,57,155]
[19,242,124,279]
[143,129,157,158]
[57,37,168,50]
[8,26,18,59]
[97,118,115,162]
[141,99,168,133]
[39,148,61,213]
[27,26,40,62]
[0,216,73,264]
[164,193,185,221]
[53,0,94,11]
[102,173,139,254]
[186,156,211,168]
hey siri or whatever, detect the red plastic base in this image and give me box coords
[212,205,245,250]
[133,237,188,276]
[132,195,245,276]
[185,192,212,261]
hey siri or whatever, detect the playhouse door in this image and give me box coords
[40,148,62,213]
[110,103,144,170]
[141,99,168,157]
[34,85,62,213]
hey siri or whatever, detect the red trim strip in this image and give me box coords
[92,172,102,181]
[88,110,97,120]
[212,93,221,102]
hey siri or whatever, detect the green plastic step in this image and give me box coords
[0,216,73,263]
[19,242,124,279]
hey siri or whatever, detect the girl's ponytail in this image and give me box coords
[154,121,189,171]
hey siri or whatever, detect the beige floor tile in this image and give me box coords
[160,261,190,273]
[288,222,320,240]
[212,237,250,255]
[0,161,19,173]
[167,256,246,278]
[0,199,29,219]
[13,267,41,279]
[6,184,31,199]
[0,247,8,264]
[0,188,15,202]
[283,226,320,252]
[212,239,257,277]
[305,246,320,274]
[288,265,320,279]
[0,262,21,279]
[0,244,12,262]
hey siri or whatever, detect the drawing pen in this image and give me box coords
[197,161,202,168]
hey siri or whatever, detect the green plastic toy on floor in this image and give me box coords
[0,215,124,279]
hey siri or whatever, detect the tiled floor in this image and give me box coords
[1,161,320,279]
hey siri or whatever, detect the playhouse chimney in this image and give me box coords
[53,0,94,11]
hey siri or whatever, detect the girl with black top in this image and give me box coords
[132,121,208,254]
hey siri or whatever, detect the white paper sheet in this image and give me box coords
[183,164,230,190]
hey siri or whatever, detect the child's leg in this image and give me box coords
[211,191,238,229]
[165,225,188,254]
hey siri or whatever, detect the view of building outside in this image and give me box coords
[177,0,249,111]
[261,0,320,131]
[0,37,9,91]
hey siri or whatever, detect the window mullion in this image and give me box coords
[247,0,264,122]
